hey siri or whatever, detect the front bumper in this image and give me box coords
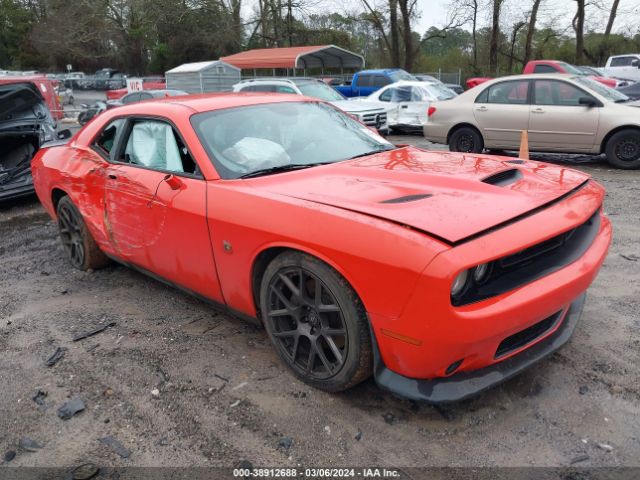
[373,293,585,404]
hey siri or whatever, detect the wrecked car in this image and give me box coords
[1,81,58,201]
[31,94,611,403]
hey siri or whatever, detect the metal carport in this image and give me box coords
[220,45,365,74]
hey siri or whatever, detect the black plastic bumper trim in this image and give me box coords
[371,292,586,404]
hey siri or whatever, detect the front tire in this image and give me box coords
[57,196,110,270]
[449,126,484,153]
[605,129,640,169]
[259,251,372,392]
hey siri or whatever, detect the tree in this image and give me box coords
[523,0,543,65]
[489,0,504,74]
[573,0,585,63]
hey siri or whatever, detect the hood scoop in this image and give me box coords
[380,193,432,204]
[482,168,523,187]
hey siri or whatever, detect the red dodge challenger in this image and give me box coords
[31,94,612,403]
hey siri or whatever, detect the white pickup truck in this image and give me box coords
[602,54,640,82]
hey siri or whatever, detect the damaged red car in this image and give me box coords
[31,94,612,403]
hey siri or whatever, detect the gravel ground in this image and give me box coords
[0,135,639,472]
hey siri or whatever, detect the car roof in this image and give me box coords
[358,69,405,74]
[113,92,313,114]
[481,73,576,83]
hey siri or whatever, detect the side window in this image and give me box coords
[475,88,489,103]
[122,93,140,104]
[533,64,558,73]
[242,85,276,92]
[121,119,197,175]
[139,92,153,100]
[357,75,372,87]
[610,56,634,67]
[372,75,391,88]
[94,119,124,157]
[534,80,593,106]
[379,88,392,102]
[276,86,296,93]
[484,81,529,105]
[391,86,412,102]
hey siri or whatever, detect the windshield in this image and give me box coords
[423,83,456,100]
[191,101,395,179]
[390,70,416,82]
[572,76,629,102]
[557,62,584,75]
[297,82,345,101]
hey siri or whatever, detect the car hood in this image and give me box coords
[331,100,386,113]
[250,147,590,244]
[0,82,53,130]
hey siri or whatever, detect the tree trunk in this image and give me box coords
[489,0,503,75]
[398,0,413,71]
[604,0,620,37]
[573,0,585,64]
[523,0,542,65]
[471,0,478,72]
[389,0,401,67]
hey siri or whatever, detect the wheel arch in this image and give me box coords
[250,244,367,322]
[447,122,483,144]
[51,187,70,216]
[600,125,640,154]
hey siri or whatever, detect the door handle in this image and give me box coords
[401,105,408,109]
[532,108,545,114]
[476,106,488,112]
[108,174,117,180]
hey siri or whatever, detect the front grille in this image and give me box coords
[495,310,562,358]
[361,112,387,127]
[452,209,601,306]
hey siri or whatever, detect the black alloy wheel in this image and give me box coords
[260,252,372,391]
[56,196,110,270]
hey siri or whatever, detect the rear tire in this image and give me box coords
[449,126,484,153]
[57,196,110,271]
[605,129,640,169]
[259,251,372,392]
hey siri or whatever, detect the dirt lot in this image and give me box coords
[0,136,639,473]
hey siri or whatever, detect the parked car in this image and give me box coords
[233,78,390,133]
[77,101,107,126]
[106,81,168,101]
[602,54,640,82]
[0,75,64,121]
[617,81,640,100]
[414,74,464,94]
[31,93,611,402]
[425,73,640,169]
[106,89,187,109]
[352,80,456,133]
[578,66,633,87]
[64,72,91,90]
[93,68,125,90]
[333,68,415,97]
[0,81,65,200]
[466,60,623,90]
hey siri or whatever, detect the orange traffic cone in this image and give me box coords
[519,130,529,160]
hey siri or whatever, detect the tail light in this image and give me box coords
[427,106,437,117]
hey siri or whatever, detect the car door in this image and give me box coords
[377,87,400,125]
[528,79,600,151]
[473,79,531,148]
[103,116,224,302]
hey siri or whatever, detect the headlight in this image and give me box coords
[473,263,490,283]
[451,270,469,297]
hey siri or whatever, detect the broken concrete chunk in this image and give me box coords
[57,397,85,420]
[99,436,131,458]
[19,437,43,452]
[32,389,48,406]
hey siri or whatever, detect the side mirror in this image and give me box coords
[57,129,72,140]
[632,59,640,67]
[578,96,598,108]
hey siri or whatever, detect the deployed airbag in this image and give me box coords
[125,121,183,172]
